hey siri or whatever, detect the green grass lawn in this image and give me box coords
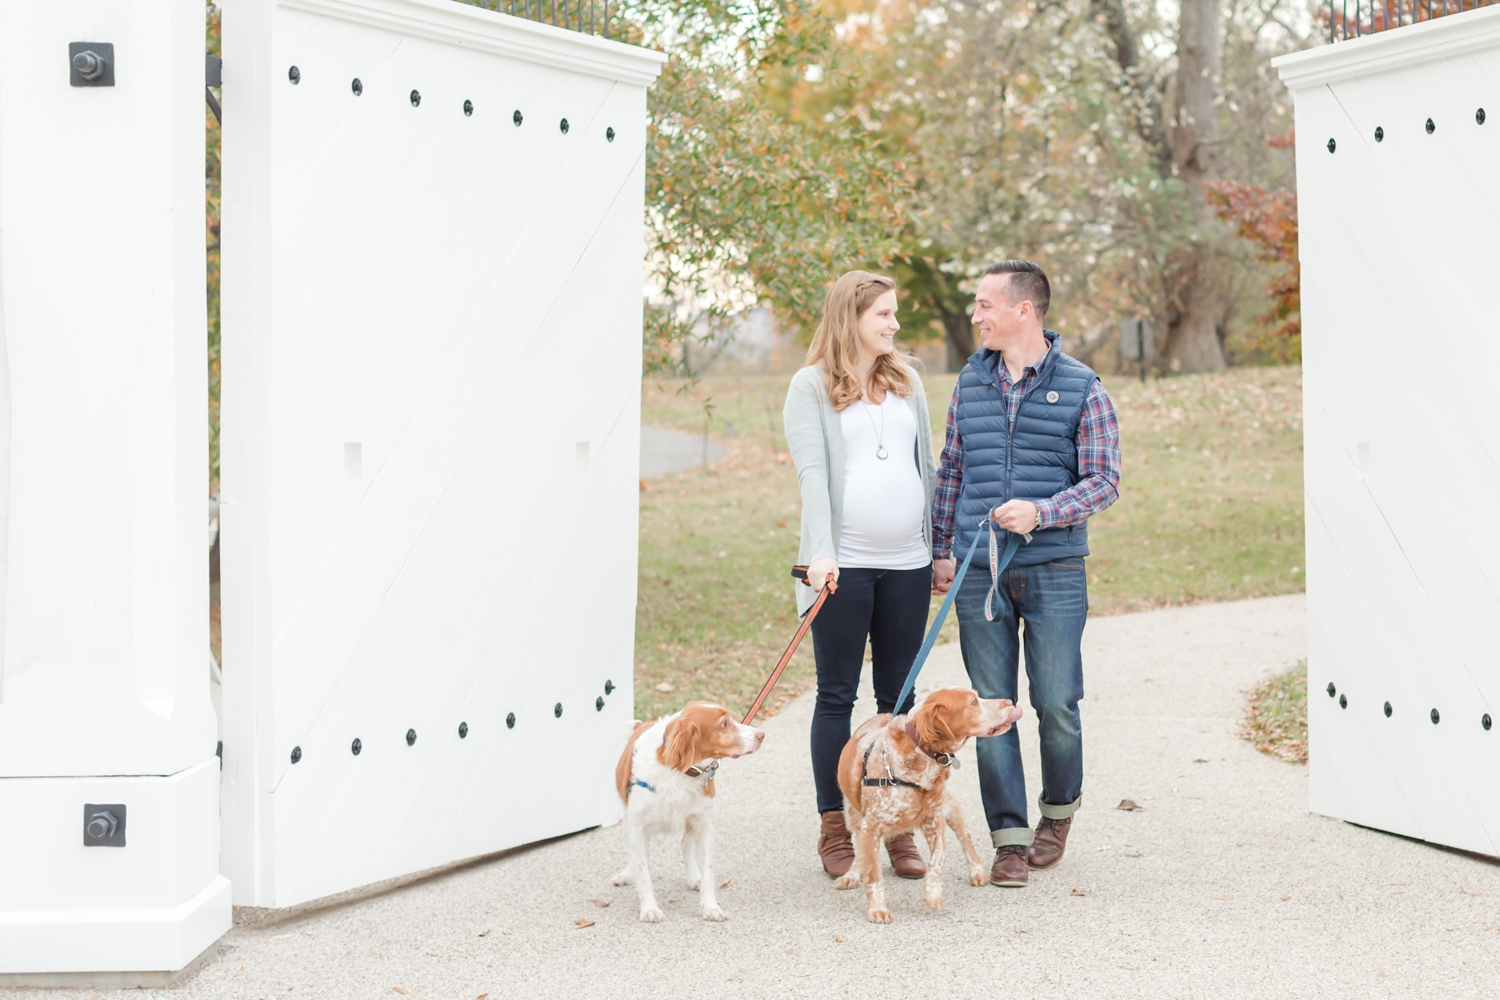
[634,365,1305,720]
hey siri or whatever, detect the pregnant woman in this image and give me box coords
[783,270,937,879]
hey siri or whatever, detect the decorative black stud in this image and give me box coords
[560,118,570,134]
[1326,682,1336,698]
[406,728,417,746]
[1327,138,1336,153]
[1430,708,1441,725]
[1374,126,1384,142]
[352,78,362,96]
[513,109,523,126]
[351,737,362,755]
[1425,118,1435,134]
[604,680,615,695]
[1478,108,1487,125]
[506,712,516,729]
[1484,713,1493,731]
[410,89,421,107]
[1384,701,1392,718]
[596,696,606,711]
[1339,694,1347,709]
[554,702,564,718]
[289,65,301,84]
[606,127,616,142]
[291,746,303,763]
[463,99,473,117]
[458,721,469,738]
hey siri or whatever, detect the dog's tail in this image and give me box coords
[614,719,655,804]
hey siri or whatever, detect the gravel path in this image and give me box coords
[8,594,1498,998]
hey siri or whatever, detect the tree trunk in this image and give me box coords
[943,311,975,371]
[1163,0,1228,373]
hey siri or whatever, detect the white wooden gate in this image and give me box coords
[220,0,663,906]
[1276,9,1500,856]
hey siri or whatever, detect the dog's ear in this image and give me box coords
[659,715,700,772]
[914,701,956,748]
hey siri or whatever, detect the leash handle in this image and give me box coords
[892,519,1023,716]
[742,573,837,725]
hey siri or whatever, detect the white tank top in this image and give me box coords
[837,393,930,570]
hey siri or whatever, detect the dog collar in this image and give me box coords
[684,760,719,782]
[630,778,656,794]
[904,723,961,769]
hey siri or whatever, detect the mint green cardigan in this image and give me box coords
[781,364,938,616]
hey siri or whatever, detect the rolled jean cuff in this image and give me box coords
[991,826,1034,848]
[1038,794,1081,821]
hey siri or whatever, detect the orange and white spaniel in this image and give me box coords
[612,701,765,922]
[835,687,1023,923]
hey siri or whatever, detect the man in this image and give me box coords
[931,260,1121,888]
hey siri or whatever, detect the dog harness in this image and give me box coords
[860,739,925,790]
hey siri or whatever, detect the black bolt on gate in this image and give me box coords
[596,697,605,711]
[464,99,474,116]
[1485,714,1493,731]
[606,127,616,142]
[352,78,362,95]
[1478,108,1487,125]
[1426,118,1436,134]
[1327,682,1337,697]
[459,722,469,738]
[513,109,523,126]
[291,746,303,763]
[289,65,300,84]
[1327,138,1337,153]
[554,702,563,718]
[1384,701,1393,718]
[560,118,569,134]
[1339,694,1348,709]
[506,712,516,729]
[406,728,417,746]
[410,89,421,107]
[1431,708,1441,725]
[604,680,615,694]
[1374,126,1384,141]
[351,737,362,755]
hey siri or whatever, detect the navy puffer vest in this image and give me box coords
[953,333,1096,567]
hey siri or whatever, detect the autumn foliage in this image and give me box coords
[1207,163,1300,364]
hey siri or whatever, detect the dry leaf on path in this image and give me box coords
[589,898,610,907]
[1462,889,1484,897]
[478,994,490,999]
[1117,799,1144,812]
[393,990,411,996]
[477,929,491,937]
[832,934,842,942]
[719,879,731,889]
[1280,895,1291,901]
[574,918,595,928]
[662,956,681,962]
[234,966,245,977]
[1070,889,1086,897]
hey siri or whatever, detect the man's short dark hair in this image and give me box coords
[983,260,1050,318]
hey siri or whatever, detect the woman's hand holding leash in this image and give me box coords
[807,557,840,592]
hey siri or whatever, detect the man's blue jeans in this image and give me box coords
[955,555,1087,847]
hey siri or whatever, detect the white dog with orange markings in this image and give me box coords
[613,702,765,922]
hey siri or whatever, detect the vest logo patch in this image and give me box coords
[1045,390,1060,403]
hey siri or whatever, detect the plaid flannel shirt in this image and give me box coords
[932,358,1121,560]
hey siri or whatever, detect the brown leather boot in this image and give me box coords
[817,810,855,878]
[1028,816,1072,870]
[991,845,1029,887]
[884,833,927,879]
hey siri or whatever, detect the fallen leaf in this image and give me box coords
[777,520,788,527]
[1193,758,1208,763]
[1377,967,1386,978]
[1280,895,1291,901]
[832,935,843,942]
[477,929,491,937]
[1462,889,1484,897]
[1214,897,1228,902]
[478,994,490,999]
[1117,799,1144,812]
[719,879,731,889]
[1015,928,1029,934]
[663,956,681,962]
[234,966,245,977]
[1070,889,1086,897]
[426,951,438,957]
[589,898,610,907]
[393,990,410,996]
[656,682,674,693]
[573,919,595,929]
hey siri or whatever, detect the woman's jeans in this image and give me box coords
[955,556,1087,847]
[808,565,931,814]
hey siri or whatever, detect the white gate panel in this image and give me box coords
[1277,9,1500,857]
[221,0,663,906]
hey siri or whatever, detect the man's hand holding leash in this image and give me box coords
[932,501,1037,595]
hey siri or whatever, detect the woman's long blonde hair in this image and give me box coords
[805,270,914,411]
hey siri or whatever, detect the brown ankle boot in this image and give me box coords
[991,844,1029,887]
[1028,816,1072,870]
[884,833,927,879]
[817,810,855,878]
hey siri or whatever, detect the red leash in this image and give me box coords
[741,566,836,725]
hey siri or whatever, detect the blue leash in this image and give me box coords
[894,518,1025,716]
